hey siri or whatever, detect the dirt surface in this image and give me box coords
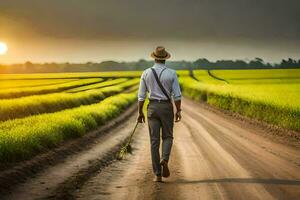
[2,98,300,200]
[0,105,139,200]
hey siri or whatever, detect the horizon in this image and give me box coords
[1,56,299,66]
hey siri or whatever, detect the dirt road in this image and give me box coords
[2,98,300,200]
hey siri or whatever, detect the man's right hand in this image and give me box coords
[175,110,182,122]
[137,112,145,123]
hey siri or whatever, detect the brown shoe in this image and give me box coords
[153,176,162,182]
[160,160,170,178]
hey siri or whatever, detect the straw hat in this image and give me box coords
[151,46,171,60]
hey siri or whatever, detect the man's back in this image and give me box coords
[138,63,181,102]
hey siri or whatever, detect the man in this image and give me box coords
[137,46,182,182]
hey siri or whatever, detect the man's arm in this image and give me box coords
[172,71,182,122]
[174,100,182,122]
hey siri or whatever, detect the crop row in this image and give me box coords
[0,78,140,121]
[179,77,300,132]
[0,79,78,89]
[0,92,137,163]
[0,78,103,99]
[66,78,128,92]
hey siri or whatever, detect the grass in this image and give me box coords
[0,92,137,163]
[180,69,300,132]
[0,78,103,99]
[118,96,149,160]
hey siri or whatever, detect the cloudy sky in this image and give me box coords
[0,0,299,63]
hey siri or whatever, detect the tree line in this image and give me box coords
[0,58,299,73]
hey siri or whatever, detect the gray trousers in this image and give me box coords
[147,101,174,176]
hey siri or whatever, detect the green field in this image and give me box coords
[180,69,300,132]
[0,72,140,163]
[1,69,300,163]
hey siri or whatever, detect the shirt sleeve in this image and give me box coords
[138,71,147,101]
[172,71,182,101]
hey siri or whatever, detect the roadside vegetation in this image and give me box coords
[180,69,300,132]
[0,92,137,163]
[0,73,141,163]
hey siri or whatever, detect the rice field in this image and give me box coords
[180,69,300,131]
[1,69,299,163]
[0,72,140,163]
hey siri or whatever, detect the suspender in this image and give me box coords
[159,68,167,79]
[151,68,171,101]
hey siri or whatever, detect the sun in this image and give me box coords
[0,42,8,55]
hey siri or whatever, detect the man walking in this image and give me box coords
[137,46,182,182]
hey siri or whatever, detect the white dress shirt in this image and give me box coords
[138,63,181,101]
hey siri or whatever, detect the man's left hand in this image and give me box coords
[137,112,145,123]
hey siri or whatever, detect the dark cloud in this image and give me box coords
[0,0,299,41]
[0,0,299,63]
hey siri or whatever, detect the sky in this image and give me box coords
[0,0,299,64]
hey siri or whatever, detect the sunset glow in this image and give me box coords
[0,42,8,55]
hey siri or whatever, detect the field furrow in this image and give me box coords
[66,78,128,93]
